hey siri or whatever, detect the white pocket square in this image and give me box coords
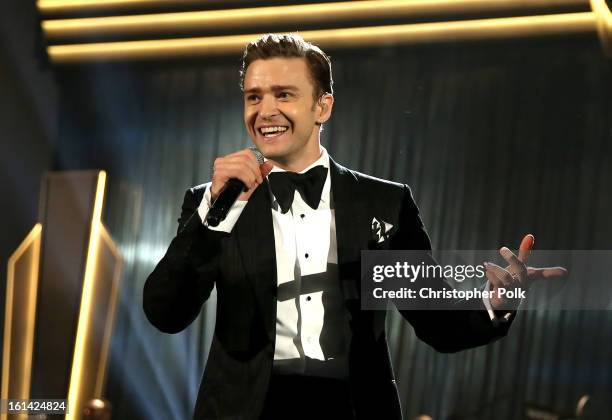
[371,217,394,243]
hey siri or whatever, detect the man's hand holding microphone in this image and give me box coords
[206,147,273,226]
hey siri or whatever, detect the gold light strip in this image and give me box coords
[41,0,589,40]
[38,0,214,14]
[66,171,107,420]
[48,12,597,63]
[2,224,42,420]
[94,225,123,396]
[36,0,588,16]
[590,0,612,54]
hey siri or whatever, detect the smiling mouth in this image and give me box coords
[258,125,289,138]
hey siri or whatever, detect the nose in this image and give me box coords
[259,95,278,119]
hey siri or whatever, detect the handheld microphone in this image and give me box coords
[205,147,264,227]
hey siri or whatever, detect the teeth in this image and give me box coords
[260,126,288,134]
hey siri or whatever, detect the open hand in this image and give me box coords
[485,234,568,311]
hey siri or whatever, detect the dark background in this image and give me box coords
[2,1,611,419]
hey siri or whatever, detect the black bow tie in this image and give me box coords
[268,165,327,213]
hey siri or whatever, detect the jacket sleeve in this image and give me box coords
[143,186,229,333]
[392,185,514,353]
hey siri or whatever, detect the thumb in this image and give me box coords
[518,233,535,264]
[260,161,274,178]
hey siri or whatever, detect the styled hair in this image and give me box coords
[239,33,334,101]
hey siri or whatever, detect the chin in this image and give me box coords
[256,143,287,161]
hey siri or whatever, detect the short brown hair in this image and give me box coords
[239,33,334,101]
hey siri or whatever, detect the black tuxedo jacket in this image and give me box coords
[143,157,513,420]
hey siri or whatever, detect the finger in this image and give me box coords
[499,247,527,279]
[484,264,506,289]
[225,152,260,169]
[216,163,258,189]
[527,266,568,280]
[224,155,262,182]
[518,234,535,264]
[485,262,514,286]
[224,157,262,184]
[241,149,265,177]
[229,148,258,161]
[214,161,254,182]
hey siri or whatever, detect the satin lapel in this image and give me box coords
[329,158,371,304]
[233,180,277,342]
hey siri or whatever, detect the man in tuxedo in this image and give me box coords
[143,34,564,419]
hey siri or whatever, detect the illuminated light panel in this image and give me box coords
[41,0,590,39]
[48,12,597,63]
[2,224,42,420]
[38,0,205,14]
[37,0,587,16]
[94,224,123,397]
[66,171,107,420]
[590,0,612,54]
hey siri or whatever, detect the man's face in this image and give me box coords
[243,57,331,166]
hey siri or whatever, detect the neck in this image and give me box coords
[270,143,322,172]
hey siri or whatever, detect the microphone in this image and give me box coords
[205,147,264,227]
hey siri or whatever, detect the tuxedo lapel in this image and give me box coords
[329,158,371,304]
[233,180,278,342]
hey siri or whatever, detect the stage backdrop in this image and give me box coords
[54,36,612,419]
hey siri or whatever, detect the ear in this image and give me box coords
[316,94,334,124]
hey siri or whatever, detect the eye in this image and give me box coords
[278,91,291,99]
[246,94,260,102]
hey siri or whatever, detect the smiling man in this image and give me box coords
[143,34,564,420]
[243,57,331,172]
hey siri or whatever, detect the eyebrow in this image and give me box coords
[243,85,300,94]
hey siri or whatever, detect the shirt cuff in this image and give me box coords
[482,280,514,323]
[197,183,247,233]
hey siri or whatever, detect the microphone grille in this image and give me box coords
[249,146,265,164]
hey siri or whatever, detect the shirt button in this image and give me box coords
[300,214,305,219]
[305,253,309,258]
[306,296,311,301]
[307,337,313,343]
